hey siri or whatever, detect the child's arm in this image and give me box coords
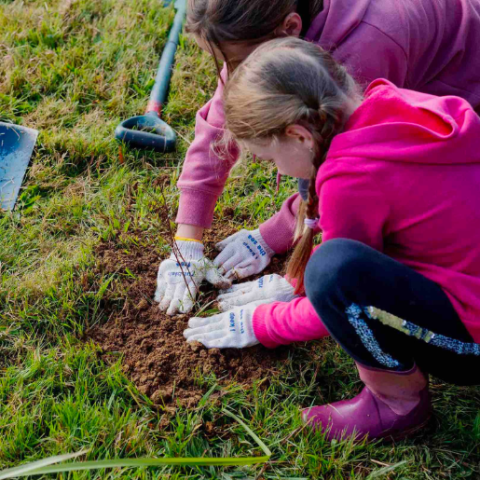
[258,192,303,253]
[175,68,239,230]
[257,192,321,254]
[183,296,329,349]
[212,193,308,281]
[253,297,329,348]
[156,69,240,315]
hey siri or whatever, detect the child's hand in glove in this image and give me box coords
[213,229,275,281]
[184,301,265,349]
[155,240,230,316]
[217,274,298,311]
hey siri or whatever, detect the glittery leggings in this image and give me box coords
[305,239,480,385]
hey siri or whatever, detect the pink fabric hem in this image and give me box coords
[175,189,218,228]
[259,220,293,255]
[252,304,281,349]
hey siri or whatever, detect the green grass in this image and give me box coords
[1,0,480,478]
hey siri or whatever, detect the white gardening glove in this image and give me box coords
[183,301,265,349]
[217,274,298,311]
[155,240,230,316]
[213,229,275,281]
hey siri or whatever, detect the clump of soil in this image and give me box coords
[89,221,290,408]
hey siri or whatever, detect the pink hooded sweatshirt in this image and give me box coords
[176,0,480,253]
[252,80,480,347]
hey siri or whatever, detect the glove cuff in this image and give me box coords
[252,229,275,257]
[170,240,205,261]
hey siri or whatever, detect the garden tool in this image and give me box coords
[115,0,187,153]
[0,122,38,211]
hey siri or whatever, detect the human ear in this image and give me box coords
[277,12,303,37]
[285,124,315,149]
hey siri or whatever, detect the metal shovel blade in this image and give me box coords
[0,122,38,211]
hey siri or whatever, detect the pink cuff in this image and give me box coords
[252,304,282,349]
[259,216,296,254]
[175,189,218,228]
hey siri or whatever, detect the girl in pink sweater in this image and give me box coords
[184,38,480,441]
[156,0,480,315]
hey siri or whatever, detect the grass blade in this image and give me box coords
[366,460,409,479]
[223,409,272,457]
[0,409,271,478]
[0,451,87,480]
[4,457,270,477]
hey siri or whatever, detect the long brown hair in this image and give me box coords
[224,38,360,293]
[186,0,324,72]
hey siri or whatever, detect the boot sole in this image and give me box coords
[304,414,433,443]
[381,414,432,442]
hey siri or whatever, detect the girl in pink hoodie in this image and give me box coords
[183,38,480,441]
[156,0,480,316]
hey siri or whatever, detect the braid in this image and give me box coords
[288,104,343,294]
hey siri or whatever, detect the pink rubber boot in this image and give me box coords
[303,364,432,441]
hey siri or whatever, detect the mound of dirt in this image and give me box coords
[89,222,290,408]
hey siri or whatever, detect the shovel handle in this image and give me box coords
[146,0,187,114]
[115,0,186,152]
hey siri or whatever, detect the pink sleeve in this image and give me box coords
[176,69,239,228]
[259,192,322,254]
[253,297,329,348]
[259,193,302,254]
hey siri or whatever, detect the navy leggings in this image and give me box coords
[304,239,480,386]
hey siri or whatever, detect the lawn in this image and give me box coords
[1,0,480,478]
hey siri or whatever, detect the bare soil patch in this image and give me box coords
[88,220,291,408]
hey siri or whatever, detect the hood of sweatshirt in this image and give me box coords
[328,79,480,165]
[305,0,372,47]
